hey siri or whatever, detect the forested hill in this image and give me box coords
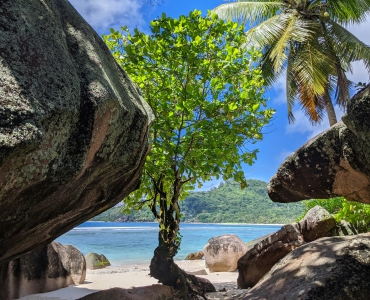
[90,180,305,224]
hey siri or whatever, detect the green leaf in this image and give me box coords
[228,102,238,111]
[252,103,260,112]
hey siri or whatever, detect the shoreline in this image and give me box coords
[19,260,239,300]
[86,220,285,226]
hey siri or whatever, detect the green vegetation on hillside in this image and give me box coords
[297,197,370,232]
[91,180,304,224]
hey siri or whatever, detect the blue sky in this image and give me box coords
[69,0,370,189]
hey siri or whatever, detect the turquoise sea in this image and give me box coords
[56,222,281,266]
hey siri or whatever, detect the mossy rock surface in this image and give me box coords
[85,252,111,270]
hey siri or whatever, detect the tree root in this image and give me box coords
[150,256,215,299]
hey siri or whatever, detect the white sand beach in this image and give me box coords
[19,260,239,300]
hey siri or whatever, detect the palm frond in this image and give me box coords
[326,0,370,25]
[286,49,298,123]
[213,1,285,25]
[245,13,292,48]
[290,41,335,124]
[292,42,334,96]
[259,45,286,86]
[296,84,325,124]
[326,20,370,74]
[270,16,318,72]
[334,64,351,107]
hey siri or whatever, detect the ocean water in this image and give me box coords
[55,222,281,266]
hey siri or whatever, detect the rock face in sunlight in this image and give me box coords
[298,205,337,242]
[203,234,248,272]
[237,224,304,289]
[0,242,86,299]
[0,0,153,265]
[237,206,342,289]
[234,233,370,300]
[268,85,370,204]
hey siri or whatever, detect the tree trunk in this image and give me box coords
[323,92,337,126]
[150,231,216,299]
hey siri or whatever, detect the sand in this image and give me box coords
[19,260,241,300]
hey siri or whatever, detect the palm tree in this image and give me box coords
[214,0,370,126]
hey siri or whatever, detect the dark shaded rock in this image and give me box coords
[234,233,370,300]
[203,234,248,272]
[298,205,337,242]
[0,241,86,299]
[79,285,174,300]
[85,252,110,270]
[331,220,358,236]
[237,224,304,289]
[58,243,86,284]
[205,280,247,299]
[237,206,356,289]
[185,251,204,260]
[193,275,217,292]
[0,0,153,265]
[267,85,370,204]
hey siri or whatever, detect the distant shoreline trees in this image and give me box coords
[91,179,305,224]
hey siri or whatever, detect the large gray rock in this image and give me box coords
[234,233,370,300]
[267,86,370,204]
[298,205,337,242]
[85,252,111,270]
[0,0,153,265]
[203,234,248,272]
[0,242,86,300]
[237,224,304,289]
[237,206,353,289]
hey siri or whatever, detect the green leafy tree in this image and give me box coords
[214,0,370,126]
[103,10,273,298]
[335,200,370,232]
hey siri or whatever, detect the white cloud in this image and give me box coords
[346,19,370,44]
[270,71,287,105]
[69,0,146,32]
[346,20,370,85]
[347,60,370,85]
[286,105,345,140]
